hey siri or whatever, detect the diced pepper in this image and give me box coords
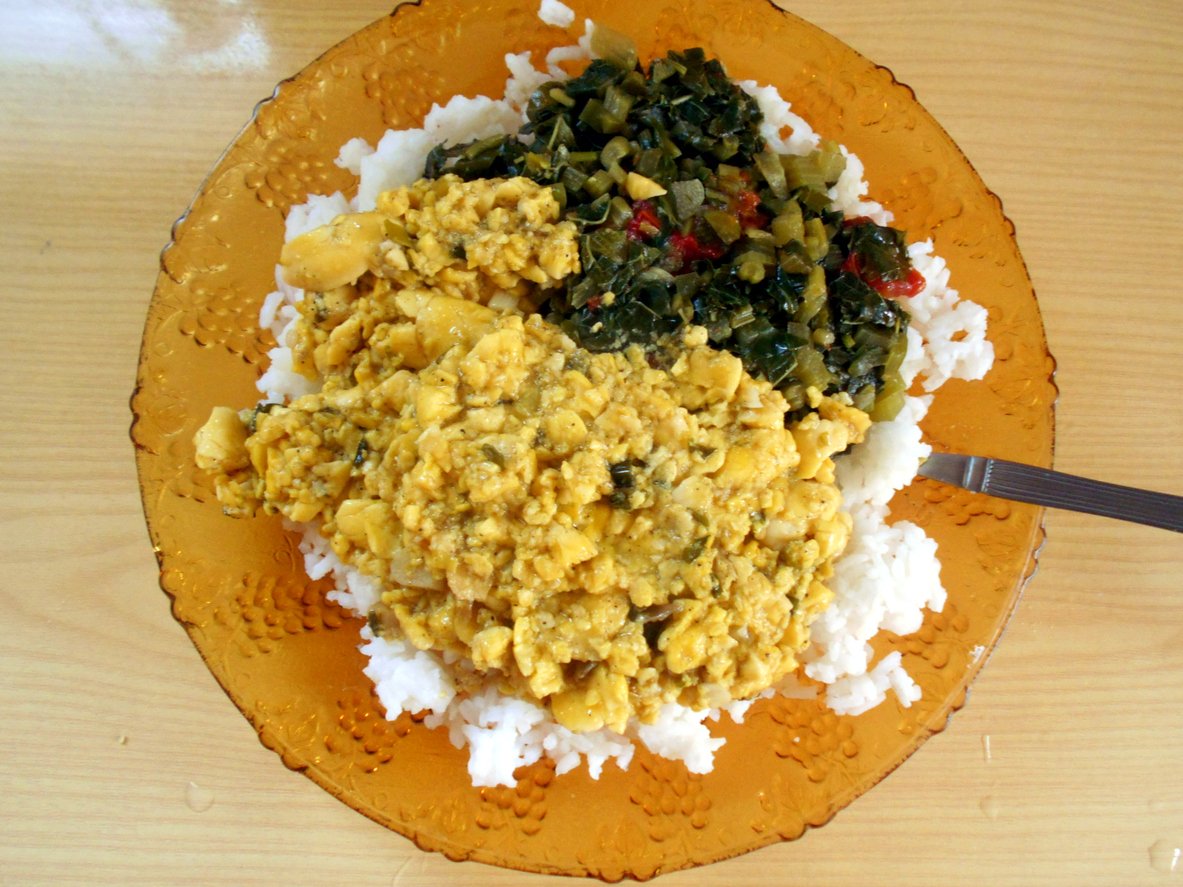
[626,200,663,241]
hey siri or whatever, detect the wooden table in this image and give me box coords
[3,1,1181,883]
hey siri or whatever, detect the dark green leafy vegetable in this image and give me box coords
[609,460,636,489]
[481,444,507,468]
[246,401,279,435]
[683,536,710,562]
[352,439,369,468]
[422,34,920,422]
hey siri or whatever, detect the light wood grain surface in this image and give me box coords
[2,1,1181,884]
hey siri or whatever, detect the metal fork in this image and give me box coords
[917,453,1183,533]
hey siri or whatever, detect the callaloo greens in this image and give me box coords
[424,29,920,421]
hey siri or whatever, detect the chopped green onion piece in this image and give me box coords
[548,88,575,108]
[579,98,624,134]
[803,217,829,262]
[741,229,776,255]
[600,136,633,169]
[780,153,826,190]
[778,241,813,274]
[607,196,633,226]
[590,24,638,71]
[560,166,589,192]
[795,266,827,324]
[462,135,505,159]
[780,383,807,411]
[771,201,804,246]
[383,219,413,247]
[704,209,742,244]
[715,164,744,194]
[816,139,847,184]
[603,84,636,122]
[566,150,599,166]
[712,137,739,161]
[729,304,755,328]
[582,169,615,198]
[869,373,907,421]
[883,332,908,374]
[851,384,876,413]
[793,347,834,390]
[754,149,788,198]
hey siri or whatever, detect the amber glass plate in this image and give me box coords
[132,0,1056,878]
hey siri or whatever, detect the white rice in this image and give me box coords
[538,0,577,28]
[256,5,994,786]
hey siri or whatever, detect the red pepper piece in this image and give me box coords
[875,267,925,297]
[732,189,768,230]
[626,200,663,241]
[843,252,925,297]
[668,230,726,270]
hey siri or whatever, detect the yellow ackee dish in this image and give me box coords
[195,174,869,733]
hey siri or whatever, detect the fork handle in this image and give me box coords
[982,458,1183,533]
